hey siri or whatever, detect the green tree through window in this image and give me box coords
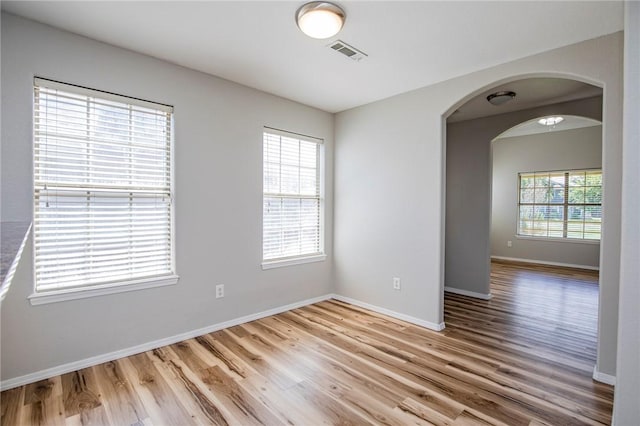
[517,170,602,240]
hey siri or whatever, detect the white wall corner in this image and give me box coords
[444,286,493,300]
[331,294,446,331]
[1,292,448,391]
[592,365,616,386]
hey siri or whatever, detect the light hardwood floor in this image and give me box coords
[1,261,613,425]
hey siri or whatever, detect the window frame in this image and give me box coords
[29,78,178,305]
[516,168,602,242]
[261,127,326,269]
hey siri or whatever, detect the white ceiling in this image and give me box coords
[1,1,624,113]
[494,115,601,140]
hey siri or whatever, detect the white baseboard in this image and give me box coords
[0,293,334,391]
[3,290,611,393]
[491,256,599,271]
[592,365,616,386]
[444,286,492,300]
[331,294,445,331]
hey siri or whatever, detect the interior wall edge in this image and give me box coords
[593,365,617,386]
[443,286,493,300]
[0,290,452,390]
[331,294,446,332]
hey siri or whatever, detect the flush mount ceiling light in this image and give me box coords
[296,2,345,39]
[486,91,516,106]
[538,116,564,126]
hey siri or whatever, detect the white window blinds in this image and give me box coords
[33,78,175,292]
[263,129,323,261]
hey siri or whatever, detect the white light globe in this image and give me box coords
[538,116,564,126]
[297,2,345,39]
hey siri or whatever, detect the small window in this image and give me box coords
[517,169,602,241]
[263,128,324,265]
[33,78,176,296]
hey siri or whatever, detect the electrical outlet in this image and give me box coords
[215,284,224,299]
[507,240,513,248]
[393,277,401,291]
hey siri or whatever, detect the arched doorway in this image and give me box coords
[491,115,602,267]
[441,76,612,383]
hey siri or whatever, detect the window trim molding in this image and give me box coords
[515,235,600,245]
[262,127,325,264]
[28,274,179,305]
[31,78,178,297]
[516,168,602,242]
[261,254,327,270]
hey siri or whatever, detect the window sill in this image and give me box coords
[28,274,179,306]
[515,235,600,245]
[262,254,326,270]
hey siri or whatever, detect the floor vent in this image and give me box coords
[328,40,367,61]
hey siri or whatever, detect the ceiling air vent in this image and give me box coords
[328,40,367,61]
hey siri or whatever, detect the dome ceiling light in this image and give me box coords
[296,2,346,39]
[486,91,516,106]
[538,116,564,126]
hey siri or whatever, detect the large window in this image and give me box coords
[263,129,324,265]
[33,78,176,298]
[517,169,602,240]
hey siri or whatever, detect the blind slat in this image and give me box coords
[35,78,173,113]
[263,130,322,261]
[34,79,175,292]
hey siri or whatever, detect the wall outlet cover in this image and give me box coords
[393,277,401,290]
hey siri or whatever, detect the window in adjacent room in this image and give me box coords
[517,169,602,241]
[262,128,325,267]
[32,78,177,302]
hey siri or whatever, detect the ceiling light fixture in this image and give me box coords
[296,2,346,39]
[486,91,516,106]
[538,116,564,126]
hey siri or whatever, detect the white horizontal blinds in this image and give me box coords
[263,130,322,261]
[33,79,174,292]
[517,169,602,240]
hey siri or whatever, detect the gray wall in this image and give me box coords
[1,14,334,381]
[444,114,492,297]
[445,97,602,295]
[612,1,640,423]
[335,34,622,377]
[491,125,602,268]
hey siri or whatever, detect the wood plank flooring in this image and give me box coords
[1,261,613,425]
